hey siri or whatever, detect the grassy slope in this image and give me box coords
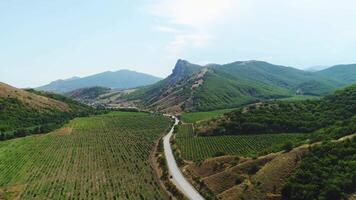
[0,83,95,138]
[192,70,290,111]
[215,61,339,96]
[316,64,356,85]
[181,108,236,123]
[196,84,356,136]
[278,95,321,101]
[193,61,339,111]
[0,112,171,199]
[124,60,346,112]
[65,86,111,100]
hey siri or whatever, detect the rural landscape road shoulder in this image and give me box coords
[163,115,205,200]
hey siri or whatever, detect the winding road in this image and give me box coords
[163,115,205,200]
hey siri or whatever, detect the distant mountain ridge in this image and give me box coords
[121,60,355,113]
[316,64,356,85]
[37,69,162,93]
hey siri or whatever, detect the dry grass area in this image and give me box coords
[0,184,24,200]
[185,135,356,200]
[186,156,240,177]
[349,193,356,200]
[0,82,69,111]
[53,127,73,136]
[184,147,308,200]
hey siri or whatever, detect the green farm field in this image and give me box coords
[0,112,171,200]
[175,124,306,162]
[180,108,236,123]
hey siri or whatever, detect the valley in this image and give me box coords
[3,3,356,199]
[0,60,355,200]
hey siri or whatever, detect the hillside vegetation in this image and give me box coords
[282,138,356,200]
[121,60,352,113]
[0,83,96,140]
[316,64,356,85]
[66,86,111,100]
[177,84,356,200]
[196,84,356,137]
[0,112,171,199]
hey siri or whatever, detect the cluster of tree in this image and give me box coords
[200,84,356,136]
[0,122,68,141]
[282,138,356,200]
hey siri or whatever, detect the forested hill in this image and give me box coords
[123,60,352,113]
[196,84,356,136]
[0,82,97,140]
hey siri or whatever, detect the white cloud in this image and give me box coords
[147,0,356,66]
[148,0,237,56]
[149,0,236,30]
[166,34,213,55]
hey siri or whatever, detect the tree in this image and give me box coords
[0,132,5,141]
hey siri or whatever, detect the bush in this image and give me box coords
[282,140,356,200]
[213,151,226,157]
[282,142,294,152]
[247,164,260,175]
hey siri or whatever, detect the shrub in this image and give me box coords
[282,142,294,152]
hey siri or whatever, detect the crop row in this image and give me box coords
[175,124,305,162]
[0,112,171,200]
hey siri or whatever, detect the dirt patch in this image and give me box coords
[54,127,73,136]
[186,156,242,177]
[349,193,356,200]
[0,184,25,200]
[203,171,246,194]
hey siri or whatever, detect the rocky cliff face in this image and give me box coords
[169,59,202,84]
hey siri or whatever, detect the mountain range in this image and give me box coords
[37,69,162,93]
[121,60,356,113]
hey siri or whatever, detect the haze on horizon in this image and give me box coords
[1,0,356,88]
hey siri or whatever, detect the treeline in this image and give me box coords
[0,90,105,140]
[282,138,356,200]
[198,84,356,137]
[0,122,66,140]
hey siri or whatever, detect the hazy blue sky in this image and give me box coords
[1,0,356,88]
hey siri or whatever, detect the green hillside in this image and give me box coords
[123,60,350,113]
[65,86,111,101]
[0,83,97,140]
[196,84,356,137]
[282,138,356,200]
[316,64,356,85]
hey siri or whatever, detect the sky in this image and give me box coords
[1,0,356,88]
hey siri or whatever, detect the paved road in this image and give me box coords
[163,115,205,200]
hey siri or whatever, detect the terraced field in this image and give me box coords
[175,124,306,161]
[0,112,171,200]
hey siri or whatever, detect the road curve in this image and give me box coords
[163,115,205,200]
